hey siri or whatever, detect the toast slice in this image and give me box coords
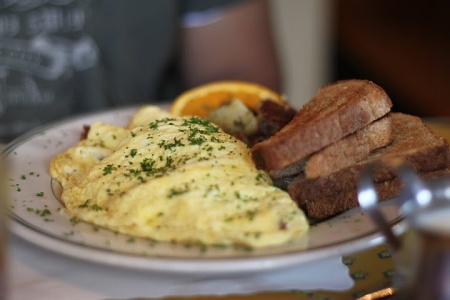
[270,114,393,179]
[303,167,450,220]
[305,114,393,178]
[252,80,393,171]
[288,113,450,219]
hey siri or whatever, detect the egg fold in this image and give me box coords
[50,106,308,248]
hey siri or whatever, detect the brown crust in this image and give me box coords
[305,114,393,178]
[288,113,450,219]
[269,114,393,179]
[302,167,450,220]
[252,80,393,171]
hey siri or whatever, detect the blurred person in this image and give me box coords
[0,0,281,142]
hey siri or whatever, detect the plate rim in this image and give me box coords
[3,105,404,274]
[10,219,396,274]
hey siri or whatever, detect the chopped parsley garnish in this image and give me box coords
[140,158,155,172]
[103,164,117,175]
[168,183,190,198]
[91,204,103,211]
[78,199,91,208]
[158,137,185,150]
[39,209,51,217]
[70,216,80,225]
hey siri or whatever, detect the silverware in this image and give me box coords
[356,287,396,300]
[358,163,450,300]
[358,163,433,252]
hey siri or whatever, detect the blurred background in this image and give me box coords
[1,0,449,143]
[271,0,450,116]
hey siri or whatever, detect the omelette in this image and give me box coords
[50,106,308,248]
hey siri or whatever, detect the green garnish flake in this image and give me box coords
[255,173,268,184]
[149,121,159,130]
[36,192,44,197]
[91,204,103,211]
[158,137,184,151]
[140,158,155,172]
[70,216,80,225]
[78,199,91,208]
[103,164,117,175]
[39,209,51,217]
[168,183,190,198]
[79,199,103,211]
[246,210,257,221]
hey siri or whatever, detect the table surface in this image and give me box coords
[161,243,396,300]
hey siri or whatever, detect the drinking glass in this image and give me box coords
[358,164,450,300]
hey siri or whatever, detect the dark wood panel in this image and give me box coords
[333,0,450,117]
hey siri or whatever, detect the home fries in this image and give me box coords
[50,106,309,248]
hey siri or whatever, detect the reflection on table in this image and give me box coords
[159,243,395,300]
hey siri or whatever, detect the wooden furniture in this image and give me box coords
[333,0,450,117]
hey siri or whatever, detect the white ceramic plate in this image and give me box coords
[3,106,404,274]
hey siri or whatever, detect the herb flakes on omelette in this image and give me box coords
[50,106,308,248]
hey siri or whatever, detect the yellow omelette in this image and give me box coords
[50,106,308,248]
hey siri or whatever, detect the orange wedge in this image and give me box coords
[170,81,284,117]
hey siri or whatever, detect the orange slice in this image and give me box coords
[170,81,284,117]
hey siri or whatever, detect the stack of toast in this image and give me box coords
[252,79,450,219]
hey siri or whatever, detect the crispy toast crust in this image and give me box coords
[305,114,393,178]
[288,113,450,219]
[269,114,393,179]
[252,80,393,171]
[302,167,450,220]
